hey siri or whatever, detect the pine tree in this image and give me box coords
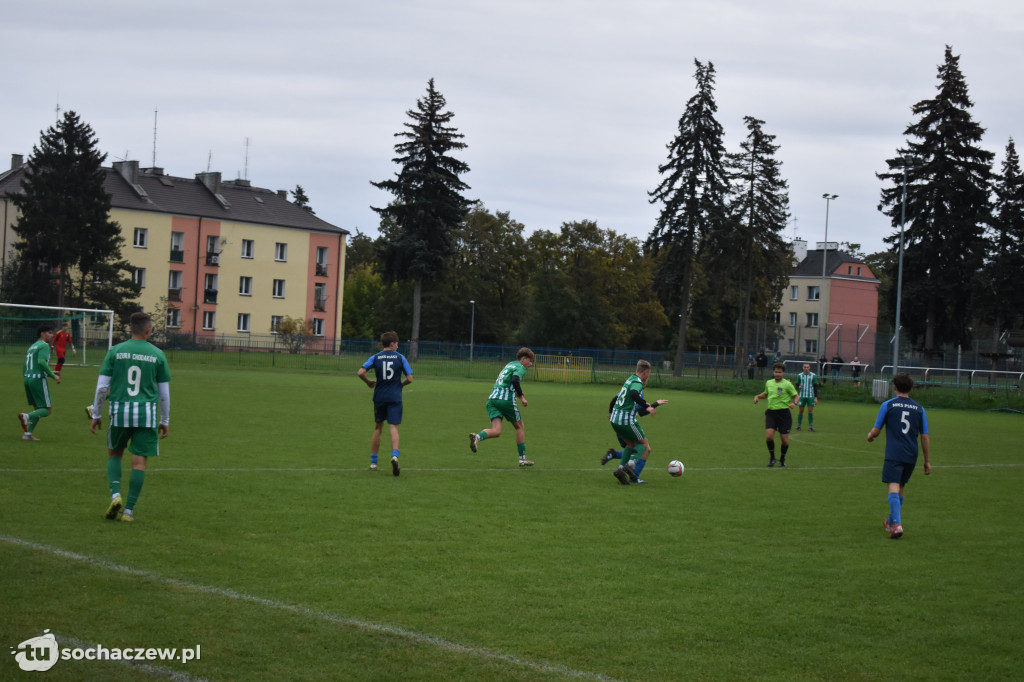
[292,185,314,213]
[11,111,127,309]
[647,60,731,376]
[877,46,994,355]
[371,78,471,361]
[979,138,1024,360]
[719,116,791,367]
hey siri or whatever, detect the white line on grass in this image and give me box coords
[1,534,622,682]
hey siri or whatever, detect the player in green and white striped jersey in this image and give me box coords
[609,360,666,485]
[18,325,61,441]
[794,363,819,431]
[89,312,172,522]
[469,347,535,467]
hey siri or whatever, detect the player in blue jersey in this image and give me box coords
[358,331,413,476]
[19,324,61,441]
[867,373,931,539]
[469,347,535,467]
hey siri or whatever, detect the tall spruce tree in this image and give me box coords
[11,111,129,310]
[721,116,791,368]
[371,78,470,361]
[877,46,993,355]
[979,138,1024,358]
[647,60,730,376]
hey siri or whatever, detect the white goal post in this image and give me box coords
[0,302,114,366]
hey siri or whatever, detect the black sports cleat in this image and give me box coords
[613,467,630,485]
[768,457,776,468]
[391,456,400,477]
[600,448,616,466]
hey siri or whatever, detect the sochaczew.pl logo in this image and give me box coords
[11,630,202,672]
[10,630,59,672]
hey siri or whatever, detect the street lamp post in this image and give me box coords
[469,300,475,363]
[819,193,838,360]
[892,156,921,376]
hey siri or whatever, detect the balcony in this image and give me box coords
[170,248,184,263]
[206,253,220,266]
[315,263,328,277]
[168,288,182,302]
[203,289,218,304]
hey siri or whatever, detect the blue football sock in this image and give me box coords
[634,458,647,477]
[888,492,902,524]
[392,449,399,459]
[370,453,378,466]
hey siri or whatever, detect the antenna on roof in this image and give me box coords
[152,108,158,168]
[244,137,250,180]
[55,97,61,122]
[206,150,212,172]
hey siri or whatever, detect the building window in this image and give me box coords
[315,246,329,276]
[857,266,862,276]
[275,243,288,262]
[168,270,183,301]
[312,318,325,336]
[170,232,184,262]
[787,339,795,353]
[806,312,819,328]
[239,276,252,296]
[270,315,283,334]
[206,235,220,265]
[314,283,326,311]
[773,312,780,324]
[202,311,216,330]
[241,239,254,259]
[167,308,181,329]
[789,312,797,327]
[805,339,818,354]
[133,268,146,287]
[237,313,250,332]
[790,286,798,300]
[204,274,218,304]
[808,286,820,301]
[133,228,148,248]
[272,279,285,298]
[848,266,853,275]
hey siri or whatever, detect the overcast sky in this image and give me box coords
[5,1,1021,255]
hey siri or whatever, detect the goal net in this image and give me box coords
[532,354,594,384]
[0,302,114,367]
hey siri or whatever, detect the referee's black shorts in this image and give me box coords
[764,408,792,434]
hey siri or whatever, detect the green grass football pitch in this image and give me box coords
[2,363,1022,681]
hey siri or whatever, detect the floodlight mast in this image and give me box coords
[819,194,838,359]
[892,156,922,377]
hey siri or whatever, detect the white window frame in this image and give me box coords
[312,318,325,336]
[272,279,286,298]
[167,308,181,329]
[275,242,288,262]
[239,276,252,296]
[270,315,283,334]
[170,231,184,251]
[806,312,819,328]
[133,268,146,287]
[789,312,797,327]
[168,270,183,289]
[790,285,798,300]
[133,227,148,248]
[241,239,254,259]
[805,339,818,354]
[237,313,250,333]
[202,311,216,331]
[808,285,820,301]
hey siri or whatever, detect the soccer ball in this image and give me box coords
[667,460,684,477]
